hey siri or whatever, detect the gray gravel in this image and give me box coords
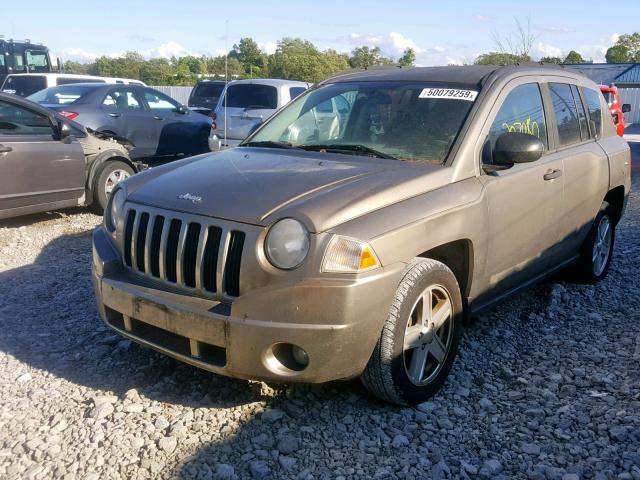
[0,150,639,479]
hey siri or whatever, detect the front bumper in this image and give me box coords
[92,227,404,383]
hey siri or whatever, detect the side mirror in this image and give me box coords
[177,105,189,115]
[622,103,631,113]
[57,121,72,141]
[493,132,544,166]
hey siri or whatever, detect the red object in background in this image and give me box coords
[600,85,628,137]
[58,111,79,120]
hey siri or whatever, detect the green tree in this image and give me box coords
[474,51,528,65]
[398,48,416,67]
[230,37,267,75]
[140,58,173,84]
[606,33,640,63]
[562,50,584,64]
[348,46,394,69]
[63,60,90,74]
[539,56,561,64]
[606,44,630,63]
[178,55,206,75]
[269,38,348,82]
[205,55,245,79]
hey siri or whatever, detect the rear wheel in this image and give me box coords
[361,258,462,405]
[574,202,615,284]
[92,161,133,213]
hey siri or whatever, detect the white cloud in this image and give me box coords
[576,33,620,62]
[609,32,620,44]
[258,41,277,55]
[57,41,201,63]
[533,42,563,59]
[474,14,494,22]
[58,48,100,62]
[538,26,574,34]
[145,41,198,59]
[347,32,424,56]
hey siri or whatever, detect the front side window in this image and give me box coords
[488,83,548,160]
[143,90,179,111]
[103,90,142,110]
[584,88,603,138]
[549,83,582,147]
[248,81,478,164]
[25,50,50,71]
[0,100,53,136]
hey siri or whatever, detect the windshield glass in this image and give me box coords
[2,75,47,97]
[26,50,50,72]
[247,81,478,164]
[600,90,615,106]
[28,84,97,105]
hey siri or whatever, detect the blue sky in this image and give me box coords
[5,0,640,65]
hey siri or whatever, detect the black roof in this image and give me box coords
[324,66,501,86]
[323,64,591,88]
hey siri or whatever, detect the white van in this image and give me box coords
[1,73,146,97]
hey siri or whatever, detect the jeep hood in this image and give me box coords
[126,147,450,232]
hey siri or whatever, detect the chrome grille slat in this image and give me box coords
[130,211,142,272]
[175,222,189,286]
[158,216,170,280]
[122,204,245,301]
[194,227,208,291]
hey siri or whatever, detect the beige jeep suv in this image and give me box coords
[92,66,631,405]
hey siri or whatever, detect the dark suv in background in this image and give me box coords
[188,80,226,116]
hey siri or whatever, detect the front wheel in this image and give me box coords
[361,258,462,405]
[92,161,134,213]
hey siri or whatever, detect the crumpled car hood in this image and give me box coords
[126,147,450,232]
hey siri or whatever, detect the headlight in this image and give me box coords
[105,188,126,234]
[321,236,380,273]
[265,218,310,270]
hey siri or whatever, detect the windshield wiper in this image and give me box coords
[297,143,398,160]
[242,140,300,150]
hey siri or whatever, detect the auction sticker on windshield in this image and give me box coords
[419,88,478,101]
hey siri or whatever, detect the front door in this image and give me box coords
[480,82,565,296]
[0,98,85,214]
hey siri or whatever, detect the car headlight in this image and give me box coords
[105,187,126,234]
[265,218,310,270]
[321,235,380,273]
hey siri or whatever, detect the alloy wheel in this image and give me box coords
[592,215,612,276]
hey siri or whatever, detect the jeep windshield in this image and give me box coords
[244,81,479,164]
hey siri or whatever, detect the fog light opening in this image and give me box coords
[264,343,309,374]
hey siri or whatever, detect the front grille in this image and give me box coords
[123,206,245,299]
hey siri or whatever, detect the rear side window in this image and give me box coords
[549,83,581,147]
[194,82,224,98]
[56,77,105,86]
[571,85,589,141]
[584,88,603,139]
[224,84,277,109]
[2,75,47,97]
[0,99,53,136]
[289,86,306,100]
[27,84,97,105]
[488,83,548,158]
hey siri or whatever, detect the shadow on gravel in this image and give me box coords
[0,231,376,415]
[0,207,97,228]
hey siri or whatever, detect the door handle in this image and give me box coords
[0,145,12,153]
[108,113,121,118]
[153,115,163,120]
[543,169,562,181]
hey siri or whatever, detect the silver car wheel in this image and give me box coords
[592,215,612,277]
[403,284,454,386]
[105,169,130,196]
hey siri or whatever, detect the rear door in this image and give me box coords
[548,82,609,255]
[221,83,277,140]
[0,98,85,214]
[101,87,155,157]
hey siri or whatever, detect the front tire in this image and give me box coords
[92,161,134,213]
[361,258,463,405]
[574,201,615,284]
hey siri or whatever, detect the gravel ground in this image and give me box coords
[0,147,639,480]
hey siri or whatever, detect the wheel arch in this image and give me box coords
[603,185,625,225]
[86,151,137,204]
[417,239,474,299]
